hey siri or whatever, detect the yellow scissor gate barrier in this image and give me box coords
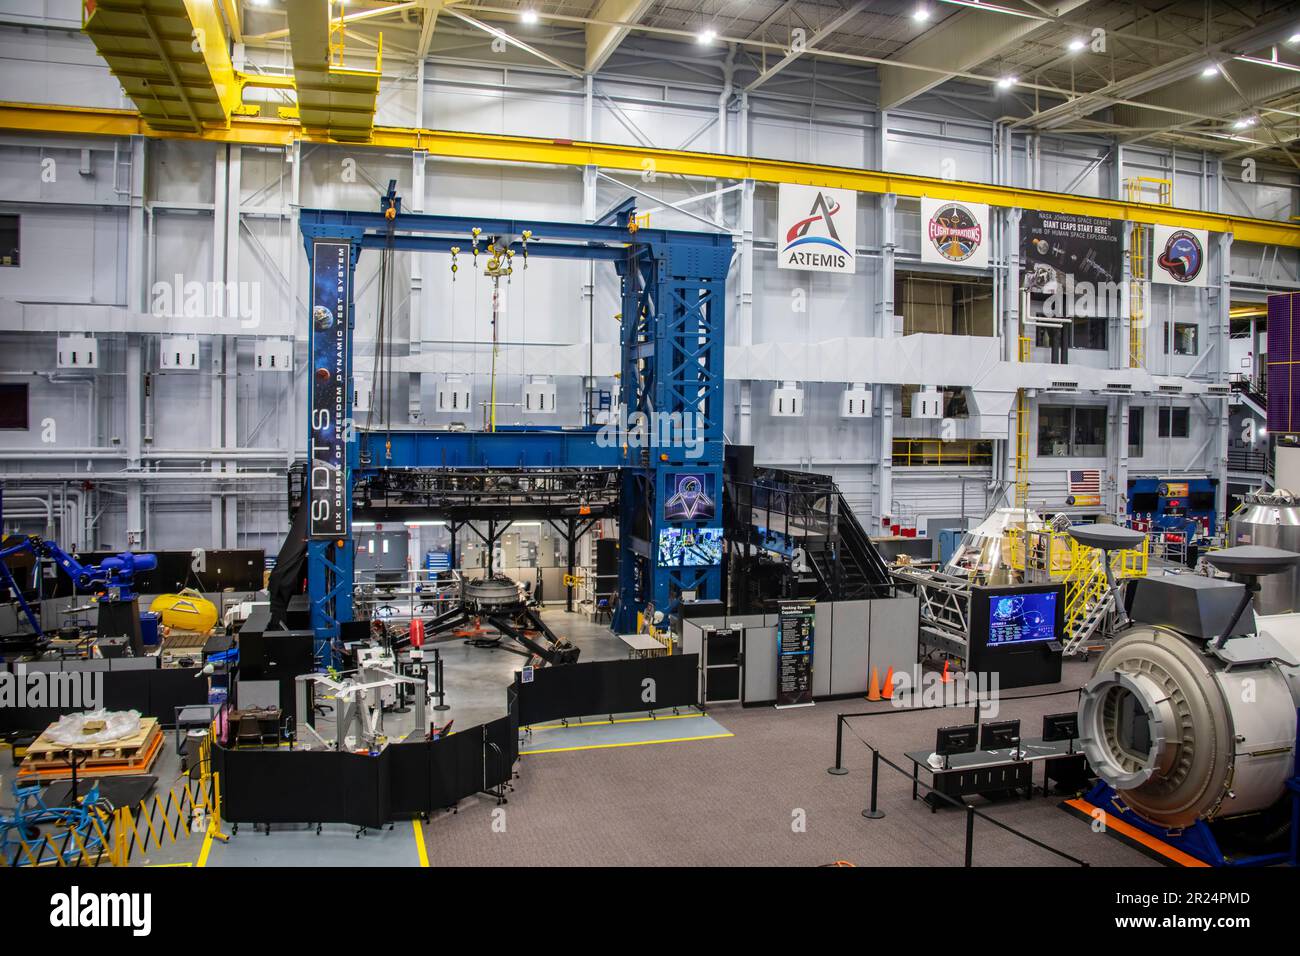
[1009,529,1148,654]
[7,725,227,867]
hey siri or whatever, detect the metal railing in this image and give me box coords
[827,700,1089,868]
[892,439,994,467]
[353,568,462,623]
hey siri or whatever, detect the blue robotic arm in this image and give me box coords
[0,534,157,640]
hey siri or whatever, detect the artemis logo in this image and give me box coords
[49,887,152,937]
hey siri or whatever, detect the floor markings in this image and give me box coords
[521,732,734,755]
[412,819,429,867]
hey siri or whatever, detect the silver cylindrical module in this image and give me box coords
[1078,625,1298,829]
[1228,490,1300,613]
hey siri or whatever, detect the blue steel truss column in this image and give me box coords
[613,234,732,632]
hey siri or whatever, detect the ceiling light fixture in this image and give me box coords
[1233,115,1257,129]
[996,75,1017,89]
[913,6,931,21]
[1202,64,1220,77]
[697,28,717,45]
[1067,37,1086,52]
[520,8,538,25]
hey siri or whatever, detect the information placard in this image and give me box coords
[776,600,815,708]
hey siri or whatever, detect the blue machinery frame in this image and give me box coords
[299,191,732,656]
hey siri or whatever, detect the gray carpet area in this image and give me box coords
[419,659,1159,867]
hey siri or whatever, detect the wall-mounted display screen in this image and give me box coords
[664,472,716,522]
[658,527,723,567]
[986,591,1059,645]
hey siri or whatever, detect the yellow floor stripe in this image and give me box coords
[412,819,429,868]
[521,732,733,755]
[527,712,705,732]
[196,828,215,868]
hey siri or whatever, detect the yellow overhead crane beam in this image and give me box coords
[81,0,241,133]
[283,0,383,143]
[2,100,1298,248]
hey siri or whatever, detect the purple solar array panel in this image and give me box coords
[1268,292,1298,435]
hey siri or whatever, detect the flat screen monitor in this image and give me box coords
[986,590,1059,646]
[935,723,978,757]
[657,528,683,567]
[979,719,1021,751]
[1042,712,1079,743]
[682,527,723,567]
[664,472,716,522]
[658,527,723,567]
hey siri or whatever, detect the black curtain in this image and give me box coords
[268,498,309,630]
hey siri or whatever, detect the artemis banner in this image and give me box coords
[1151,224,1209,288]
[777,183,857,274]
[921,196,990,270]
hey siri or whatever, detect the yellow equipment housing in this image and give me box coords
[150,588,218,635]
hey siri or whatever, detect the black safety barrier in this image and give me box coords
[214,690,521,827]
[513,653,699,726]
[827,699,1092,868]
[0,662,209,734]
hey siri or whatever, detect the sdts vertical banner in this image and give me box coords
[309,240,349,538]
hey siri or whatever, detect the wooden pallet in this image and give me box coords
[18,719,163,780]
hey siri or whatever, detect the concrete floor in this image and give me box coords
[3,609,1159,867]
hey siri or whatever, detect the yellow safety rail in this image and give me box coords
[1014,336,1032,508]
[1125,177,1174,206]
[6,723,227,867]
[1130,224,1147,368]
[891,439,993,467]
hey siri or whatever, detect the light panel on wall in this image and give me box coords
[254,338,293,372]
[56,335,98,369]
[911,385,944,419]
[159,336,200,371]
[840,383,872,419]
[770,381,805,417]
[522,376,556,414]
[435,375,472,415]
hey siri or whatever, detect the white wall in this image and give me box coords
[0,23,1291,552]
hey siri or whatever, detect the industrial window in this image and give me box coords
[0,214,17,267]
[1128,407,1143,457]
[1158,407,1190,438]
[1038,405,1107,457]
[1164,322,1199,355]
[895,273,994,337]
[1033,315,1106,353]
[0,382,29,429]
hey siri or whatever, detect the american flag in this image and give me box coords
[1068,469,1101,494]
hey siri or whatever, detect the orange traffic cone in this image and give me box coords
[866,668,882,701]
[880,667,895,700]
[940,660,952,684]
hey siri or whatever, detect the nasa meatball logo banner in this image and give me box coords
[921,196,989,269]
[309,239,349,538]
[777,183,856,274]
[1152,224,1208,287]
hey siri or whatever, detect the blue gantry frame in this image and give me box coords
[299,190,733,653]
